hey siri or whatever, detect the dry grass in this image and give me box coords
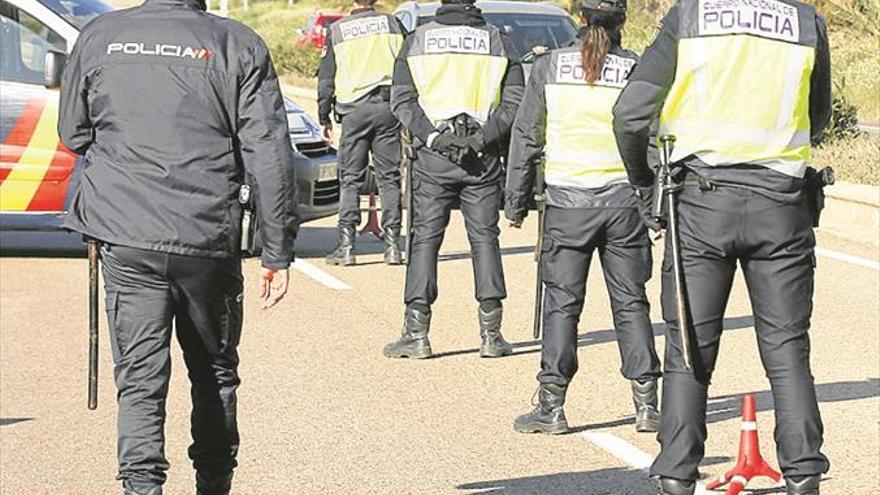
[815,133,880,185]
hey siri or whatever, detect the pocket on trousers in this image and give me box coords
[105,291,123,362]
[218,293,243,353]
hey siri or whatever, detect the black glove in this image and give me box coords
[464,130,485,155]
[430,132,459,155]
[634,186,663,232]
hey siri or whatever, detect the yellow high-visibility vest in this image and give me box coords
[404,23,509,125]
[659,0,818,178]
[330,12,404,105]
[544,48,636,189]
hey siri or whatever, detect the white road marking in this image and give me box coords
[815,247,880,271]
[292,260,352,290]
[580,431,711,494]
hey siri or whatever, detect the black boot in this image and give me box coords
[383,307,432,359]
[657,478,695,495]
[785,476,820,495]
[325,226,356,266]
[195,472,233,495]
[123,482,162,495]
[632,379,661,433]
[478,306,513,358]
[513,384,568,434]
[383,228,402,265]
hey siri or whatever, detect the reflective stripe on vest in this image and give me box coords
[406,24,508,125]
[544,50,634,189]
[331,14,403,105]
[659,0,817,178]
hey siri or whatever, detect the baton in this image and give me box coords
[533,164,547,340]
[403,130,414,265]
[660,135,694,371]
[87,239,99,410]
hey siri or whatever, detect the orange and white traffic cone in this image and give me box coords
[706,394,782,494]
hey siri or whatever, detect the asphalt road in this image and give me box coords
[1,211,878,495]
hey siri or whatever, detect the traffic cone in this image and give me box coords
[360,192,383,238]
[706,394,782,494]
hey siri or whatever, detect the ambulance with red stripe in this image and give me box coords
[1,0,340,254]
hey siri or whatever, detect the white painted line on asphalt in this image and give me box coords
[580,431,711,494]
[815,247,880,271]
[292,260,352,290]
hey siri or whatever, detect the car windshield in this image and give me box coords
[42,0,113,29]
[416,13,578,59]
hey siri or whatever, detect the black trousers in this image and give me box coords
[403,149,506,307]
[337,95,402,232]
[650,186,830,481]
[100,245,244,491]
[538,206,661,387]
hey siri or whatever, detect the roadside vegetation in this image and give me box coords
[227,0,878,184]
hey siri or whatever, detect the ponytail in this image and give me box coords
[579,9,626,84]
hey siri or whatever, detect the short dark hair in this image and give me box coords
[440,0,477,4]
[354,0,379,6]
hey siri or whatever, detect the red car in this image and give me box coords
[296,12,344,49]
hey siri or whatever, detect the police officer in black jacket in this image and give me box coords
[318,0,405,266]
[612,0,832,492]
[58,0,297,493]
[383,0,524,359]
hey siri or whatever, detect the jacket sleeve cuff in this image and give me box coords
[261,257,293,270]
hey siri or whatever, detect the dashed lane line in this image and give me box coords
[580,431,711,495]
[291,259,352,290]
[815,247,880,271]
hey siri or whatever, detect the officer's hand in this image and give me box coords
[430,133,460,155]
[634,186,663,232]
[465,132,485,155]
[322,122,333,141]
[259,267,289,310]
[509,218,523,229]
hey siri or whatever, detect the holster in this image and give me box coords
[804,166,835,228]
[443,113,482,166]
[239,182,258,256]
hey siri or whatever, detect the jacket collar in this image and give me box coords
[435,4,486,26]
[145,0,207,12]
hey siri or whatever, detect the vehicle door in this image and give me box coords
[0,0,78,214]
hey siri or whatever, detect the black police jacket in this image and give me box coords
[59,0,297,268]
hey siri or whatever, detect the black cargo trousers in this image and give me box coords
[404,148,506,308]
[100,244,244,493]
[337,90,402,233]
[650,185,830,482]
[538,205,661,387]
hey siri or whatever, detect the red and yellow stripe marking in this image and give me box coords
[0,98,47,184]
[0,94,77,212]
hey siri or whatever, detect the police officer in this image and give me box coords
[58,0,297,493]
[318,0,405,266]
[506,0,662,435]
[612,0,832,491]
[383,0,524,359]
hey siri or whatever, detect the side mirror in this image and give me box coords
[43,50,67,89]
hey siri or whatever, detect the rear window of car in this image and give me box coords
[416,13,578,59]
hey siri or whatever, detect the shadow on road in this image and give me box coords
[705,378,880,424]
[0,417,34,428]
[569,378,879,433]
[455,467,656,495]
[432,316,755,359]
